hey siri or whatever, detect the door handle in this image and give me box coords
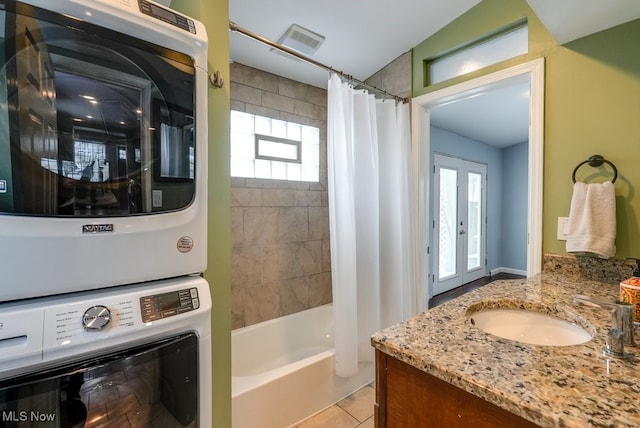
[459,230,466,235]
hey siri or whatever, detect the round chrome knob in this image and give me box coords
[82,305,112,330]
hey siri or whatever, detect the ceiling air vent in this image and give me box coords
[276,24,325,56]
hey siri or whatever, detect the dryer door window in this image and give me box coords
[0,2,197,217]
[0,332,199,427]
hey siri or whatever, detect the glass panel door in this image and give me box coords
[463,163,487,285]
[438,167,458,281]
[467,171,483,271]
[433,154,487,296]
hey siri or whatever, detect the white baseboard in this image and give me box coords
[490,267,526,277]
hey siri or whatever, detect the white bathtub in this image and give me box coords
[232,304,374,428]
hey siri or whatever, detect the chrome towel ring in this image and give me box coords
[572,154,618,183]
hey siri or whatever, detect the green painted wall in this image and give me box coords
[413,0,640,261]
[170,1,231,427]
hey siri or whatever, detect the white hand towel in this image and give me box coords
[565,181,616,259]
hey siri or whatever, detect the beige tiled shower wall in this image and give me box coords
[230,63,331,329]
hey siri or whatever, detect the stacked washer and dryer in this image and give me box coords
[0,1,212,426]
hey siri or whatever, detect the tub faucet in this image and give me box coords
[573,294,635,358]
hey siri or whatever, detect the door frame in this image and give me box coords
[411,58,545,312]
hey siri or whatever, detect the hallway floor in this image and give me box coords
[428,272,525,307]
[296,272,525,428]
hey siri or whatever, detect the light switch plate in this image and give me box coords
[557,217,569,240]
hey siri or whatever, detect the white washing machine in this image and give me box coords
[0,276,211,427]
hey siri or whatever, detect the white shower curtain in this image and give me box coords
[327,73,414,378]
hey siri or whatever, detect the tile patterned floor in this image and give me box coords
[295,384,375,428]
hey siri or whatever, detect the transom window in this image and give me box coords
[230,110,320,182]
[428,24,528,85]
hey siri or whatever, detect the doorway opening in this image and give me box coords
[411,59,544,312]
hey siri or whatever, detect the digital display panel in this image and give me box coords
[150,4,177,24]
[140,288,197,322]
[155,291,180,311]
[139,0,195,33]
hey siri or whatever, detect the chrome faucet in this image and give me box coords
[573,294,635,359]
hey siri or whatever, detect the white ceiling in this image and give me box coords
[228,0,481,90]
[430,80,531,147]
[526,0,640,44]
[166,0,640,147]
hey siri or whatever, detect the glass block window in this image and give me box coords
[429,24,528,85]
[231,110,320,182]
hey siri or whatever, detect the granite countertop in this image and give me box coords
[371,272,640,427]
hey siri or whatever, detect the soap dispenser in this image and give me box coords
[620,263,640,323]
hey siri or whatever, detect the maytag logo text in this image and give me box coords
[83,224,114,233]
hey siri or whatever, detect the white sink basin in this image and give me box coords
[469,308,593,346]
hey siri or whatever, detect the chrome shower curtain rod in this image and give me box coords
[229,21,409,104]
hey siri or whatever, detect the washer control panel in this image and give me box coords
[0,277,210,375]
[44,295,137,350]
[140,287,200,322]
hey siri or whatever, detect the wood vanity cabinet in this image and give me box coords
[374,350,540,428]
